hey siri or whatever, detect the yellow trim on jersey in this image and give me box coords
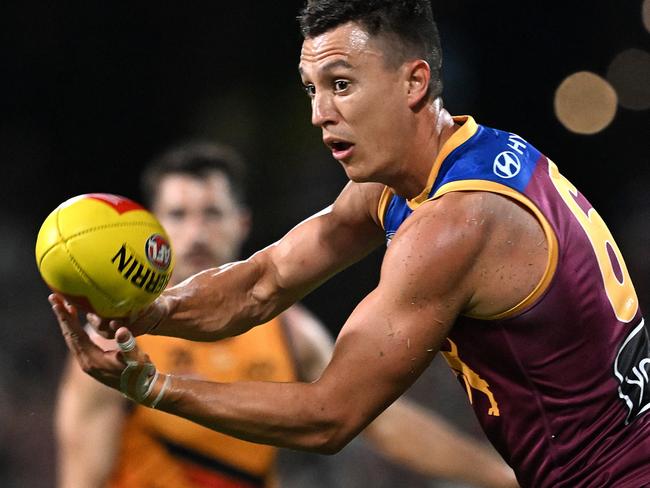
[377,186,395,230]
[431,180,559,321]
[407,115,479,210]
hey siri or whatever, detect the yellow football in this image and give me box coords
[35,193,174,318]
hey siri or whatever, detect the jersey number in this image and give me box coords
[549,161,638,323]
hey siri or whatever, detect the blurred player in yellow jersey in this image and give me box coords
[55,142,517,488]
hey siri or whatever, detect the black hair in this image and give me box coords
[140,141,247,208]
[298,0,442,99]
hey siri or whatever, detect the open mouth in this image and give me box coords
[331,141,352,151]
[327,140,355,160]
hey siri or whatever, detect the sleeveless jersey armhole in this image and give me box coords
[377,186,394,230]
[431,180,559,321]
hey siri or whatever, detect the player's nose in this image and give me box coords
[311,93,337,127]
[183,215,210,244]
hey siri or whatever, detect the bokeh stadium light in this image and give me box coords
[555,3,649,134]
[554,72,618,135]
[607,48,650,110]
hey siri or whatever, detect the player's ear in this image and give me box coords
[405,59,431,108]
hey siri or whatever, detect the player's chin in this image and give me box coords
[338,155,379,183]
[341,166,376,184]
[339,161,365,181]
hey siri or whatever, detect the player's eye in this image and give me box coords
[204,207,224,220]
[334,80,350,93]
[167,209,186,220]
[303,84,316,97]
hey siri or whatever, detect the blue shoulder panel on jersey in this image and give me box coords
[384,194,411,244]
[382,123,543,245]
[432,125,541,195]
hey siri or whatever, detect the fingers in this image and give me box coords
[86,312,116,339]
[139,296,170,335]
[109,318,127,335]
[115,327,136,351]
[110,296,170,337]
[49,294,134,392]
[115,327,149,364]
[83,295,172,339]
[86,303,161,338]
[86,313,102,327]
[113,327,162,403]
[116,327,137,362]
[49,294,125,385]
[49,294,94,356]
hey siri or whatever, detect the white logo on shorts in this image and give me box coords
[493,151,521,179]
[614,318,650,424]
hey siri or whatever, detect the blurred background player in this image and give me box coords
[55,142,517,488]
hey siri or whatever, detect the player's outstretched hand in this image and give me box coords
[50,293,125,390]
[50,293,170,407]
[85,293,173,338]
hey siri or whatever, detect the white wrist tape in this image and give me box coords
[117,331,170,408]
[120,361,157,403]
[118,332,137,353]
[148,374,171,409]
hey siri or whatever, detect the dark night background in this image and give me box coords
[1,1,648,487]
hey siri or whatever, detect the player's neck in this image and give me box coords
[390,100,457,199]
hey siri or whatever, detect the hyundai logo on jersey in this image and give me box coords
[493,151,522,179]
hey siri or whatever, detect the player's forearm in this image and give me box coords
[153,253,300,341]
[154,376,359,453]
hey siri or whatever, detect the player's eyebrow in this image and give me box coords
[299,59,354,76]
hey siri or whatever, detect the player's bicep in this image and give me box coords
[316,202,485,428]
[259,182,385,298]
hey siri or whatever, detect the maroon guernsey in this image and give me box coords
[379,117,650,487]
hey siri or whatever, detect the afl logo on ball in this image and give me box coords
[145,234,172,270]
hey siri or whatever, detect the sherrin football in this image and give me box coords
[35,193,174,318]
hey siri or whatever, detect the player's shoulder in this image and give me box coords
[404,191,504,235]
[387,190,519,263]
